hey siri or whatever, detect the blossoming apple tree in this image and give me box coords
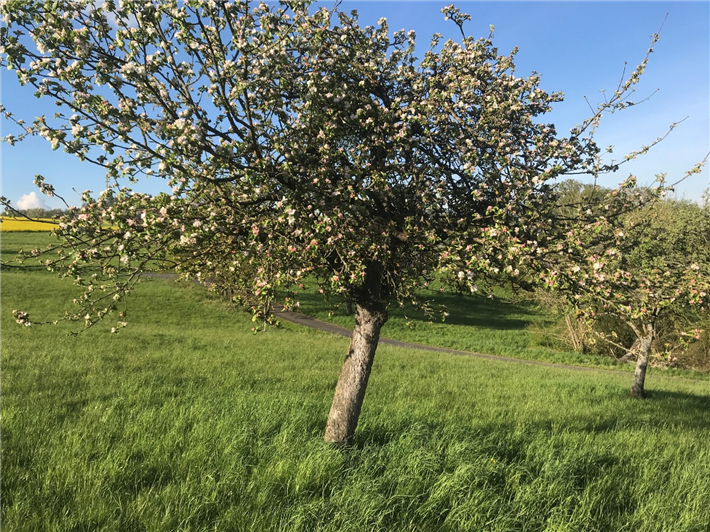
[1,0,662,443]
[539,178,710,397]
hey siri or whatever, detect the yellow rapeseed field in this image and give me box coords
[0,217,60,231]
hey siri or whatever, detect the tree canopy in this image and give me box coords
[541,186,710,396]
[0,0,689,442]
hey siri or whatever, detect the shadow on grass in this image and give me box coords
[351,424,404,449]
[0,263,51,272]
[298,288,544,332]
[638,389,710,422]
[350,390,710,451]
[402,293,538,330]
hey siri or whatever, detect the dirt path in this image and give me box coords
[272,304,626,374]
[149,275,700,379]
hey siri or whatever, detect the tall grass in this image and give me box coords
[3,232,710,531]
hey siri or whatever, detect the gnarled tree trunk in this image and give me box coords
[630,332,653,398]
[324,300,387,445]
[325,262,389,445]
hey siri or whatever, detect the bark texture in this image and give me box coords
[324,301,387,445]
[630,334,653,398]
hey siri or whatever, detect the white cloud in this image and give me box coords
[16,192,46,210]
[90,1,137,29]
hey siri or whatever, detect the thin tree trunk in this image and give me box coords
[324,301,387,445]
[630,334,653,398]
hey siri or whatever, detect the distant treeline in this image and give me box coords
[1,207,67,218]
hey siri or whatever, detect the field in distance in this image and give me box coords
[0,216,60,231]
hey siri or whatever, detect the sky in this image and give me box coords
[1,1,708,210]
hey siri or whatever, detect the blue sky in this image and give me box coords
[1,1,708,209]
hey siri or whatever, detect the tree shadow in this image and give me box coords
[524,388,710,432]
[0,262,49,272]
[349,388,710,452]
[632,389,710,428]
[351,423,405,449]
[294,284,545,332]
[397,294,541,331]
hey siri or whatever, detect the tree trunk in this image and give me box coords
[324,300,387,445]
[630,334,653,398]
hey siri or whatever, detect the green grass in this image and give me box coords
[292,281,710,379]
[293,283,575,359]
[3,232,710,531]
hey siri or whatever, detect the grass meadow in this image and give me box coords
[293,283,613,368]
[293,279,710,378]
[2,232,710,531]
